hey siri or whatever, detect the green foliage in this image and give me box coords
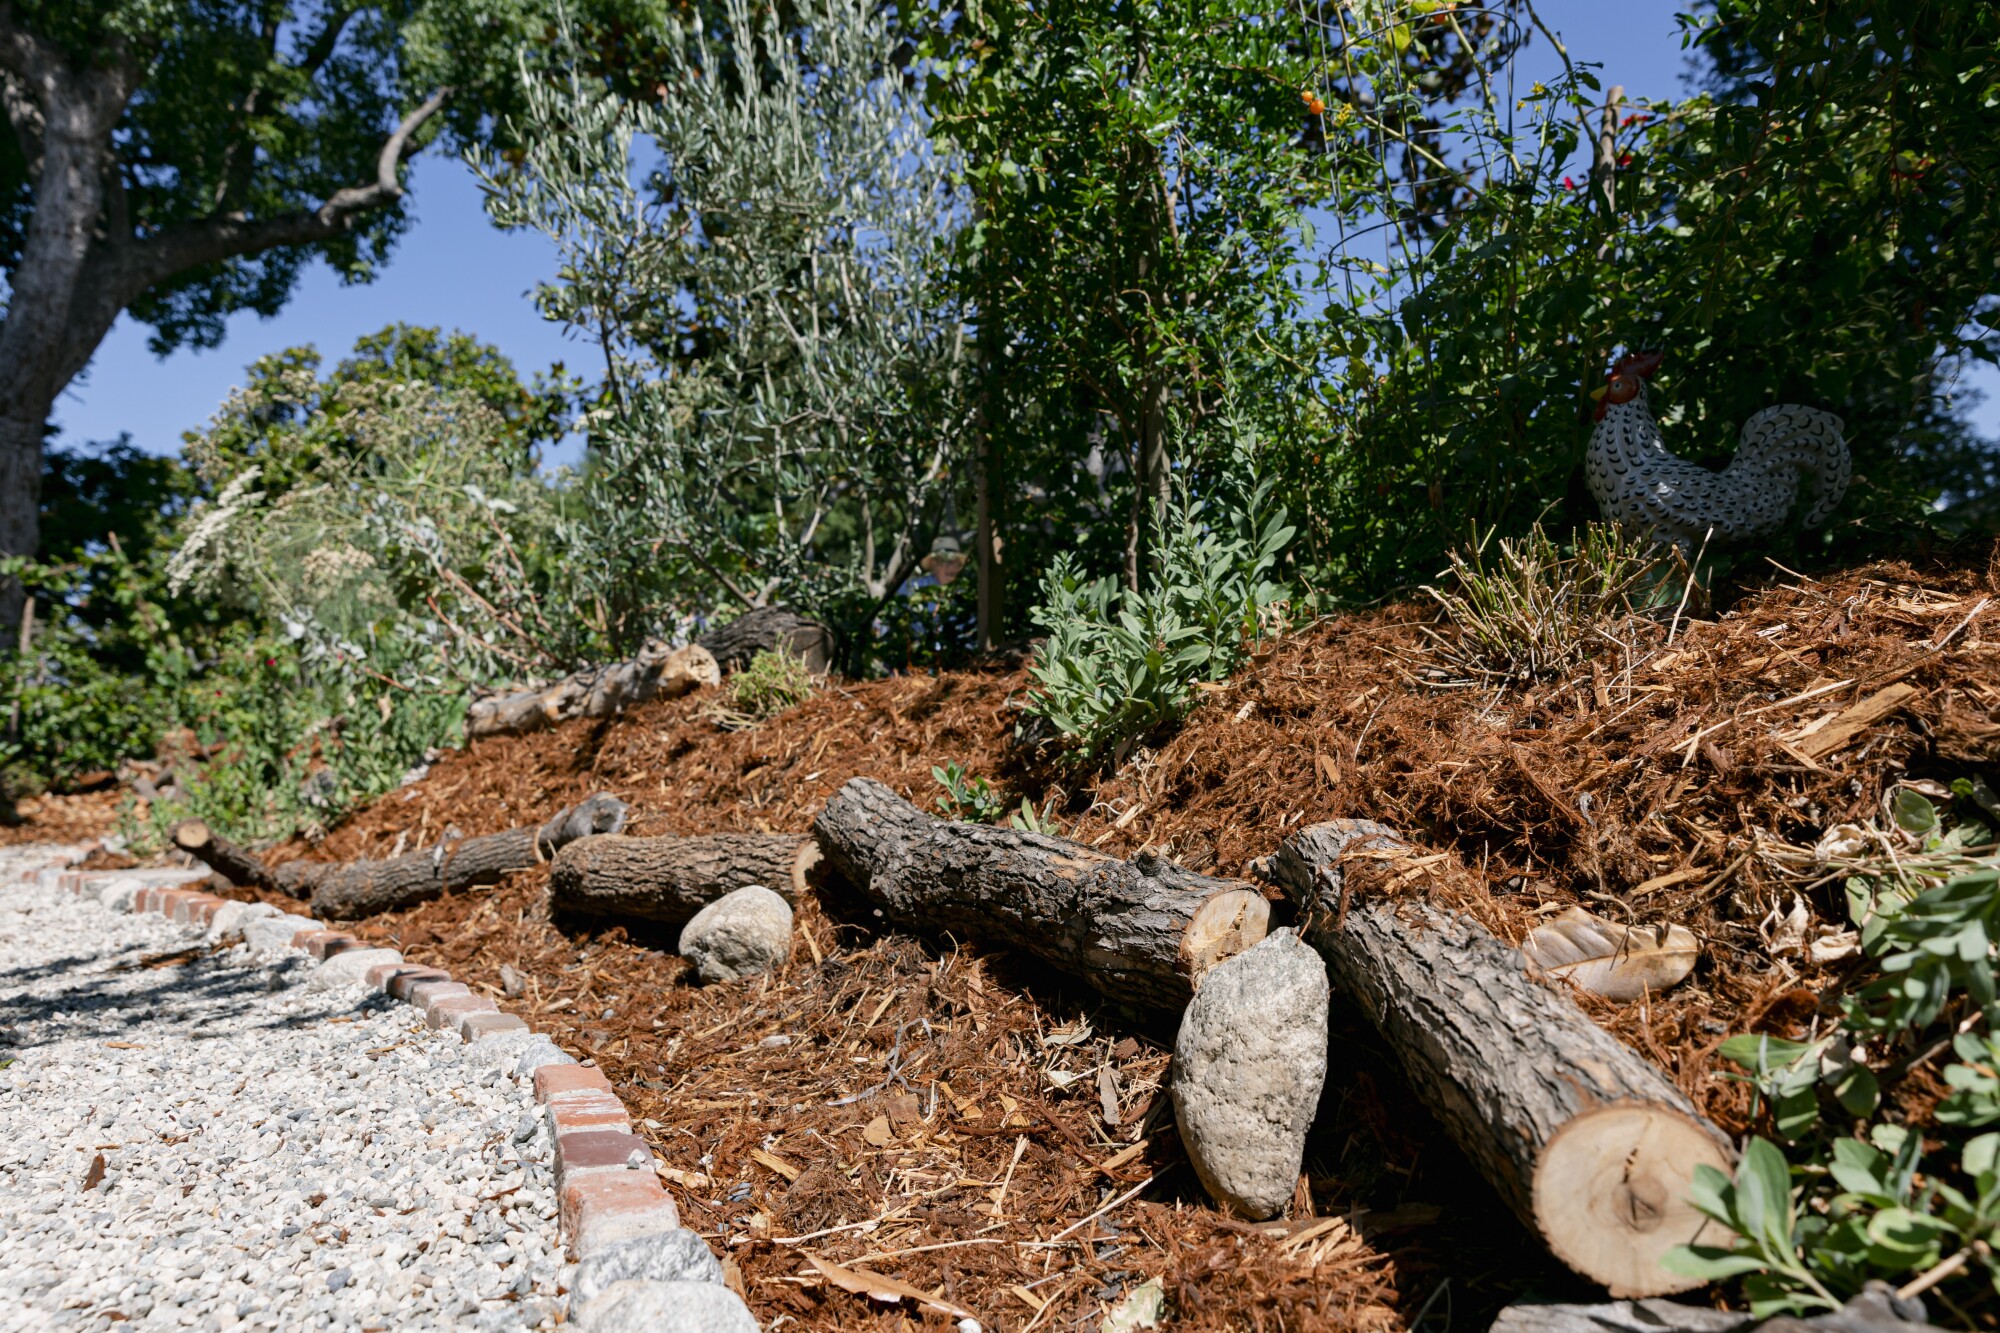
[718,647,817,725]
[1277,0,2000,600]
[932,762,1005,824]
[0,0,663,351]
[1668,781,2000,1313]
[927,0,1331,606]
[1414,522,1668,687]
[1025,475,1291,767]
[474,0,969,648]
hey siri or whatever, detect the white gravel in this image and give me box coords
[0,852,568,1332]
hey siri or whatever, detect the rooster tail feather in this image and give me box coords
[1737,404,1851,528]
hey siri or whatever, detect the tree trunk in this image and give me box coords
[465,642,718,741]
[0,416,39,630]
[812,777,1268,1012]
[171,820,272,890]
[294,793,628,920]
[696,607,834,675]
[548,832,816,926]
[1259,820,1734,1298]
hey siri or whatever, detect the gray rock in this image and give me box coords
[571,1279,758,1333]
[243,916,319,951]
[513,1040,576,1080]
[677,886,792,984]
[571,1231,723,1306]
[97,880,143,913]
[207,901,280,940]
[1170,928,1328,1219]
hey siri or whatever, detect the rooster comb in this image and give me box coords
[1611,349,1664,378]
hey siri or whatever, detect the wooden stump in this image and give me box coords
[696,607,834,675]
[812,777,1267,1011]
[171,820,272,890]
[301,793,628,920]
[1260,820,1732,1298]
[548,833,816,926]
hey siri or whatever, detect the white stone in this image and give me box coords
[571,1279,758,1333]
[243,916,319,951]
[571,1230,723,1307]
[1171,928,1328,1220]
[677,886,791,984]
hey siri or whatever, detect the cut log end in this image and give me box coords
[1182,889,1271,987]
[1532,1102,1734,1298]
[170,820,211,851]
[791,842,821,903]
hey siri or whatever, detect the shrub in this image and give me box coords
[1024,479,1292,767]
[714,647,818,728]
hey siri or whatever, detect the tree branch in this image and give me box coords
[126,86,451,293]
[296,8,355,79]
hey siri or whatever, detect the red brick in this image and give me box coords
[404,979,469,1011]
[293,930,357,960]
[188,897,224,925]
[559,1174,680,1260]
[381,966,452,999]
[174,894,223,925]
[533,1063,614,1105]
[546,1092,629,1136]
[425,993,498,1030]
[319,936,370,960]
[459,1011,529,1042]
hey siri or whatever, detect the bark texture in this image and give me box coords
[696,607,834,675]
[1492,1284,1938,1333]
[1261,820,1733,1298]
[297,793,628,920]
[812,777,1268,1011]
[465,642,719,741]
[548,832,814,926]
[171,820,272,890]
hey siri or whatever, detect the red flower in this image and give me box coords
[1618,152,1633,167]
[1562,175,1576,190]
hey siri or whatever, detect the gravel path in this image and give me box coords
[0,854,568,1332]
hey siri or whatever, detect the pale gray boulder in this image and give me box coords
[310,947,403,989]
[1170,927,1329,1219]
[244,915,319,951]
[571,1279,759,1333]
[571,1230,723,1307]
[677,885,792,984]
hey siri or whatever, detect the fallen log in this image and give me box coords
[1491,1283,1937,1333]
[1258,820,1733,1299]
[292,793,629,920]
[548,832,816,926]
[171,820,272,890]
[465,642,719,741]
[812,777,1268,1011]
[696,607,834,675]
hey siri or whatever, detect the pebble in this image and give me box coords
[0,850,568,1331]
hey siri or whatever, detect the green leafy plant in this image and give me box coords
[932,762,1006,824]
[1668,779,2000,1314]
[1025,477,1292,767]
[1010,797,1061,837]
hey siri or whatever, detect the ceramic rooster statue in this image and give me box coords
[1584,350,1851,551]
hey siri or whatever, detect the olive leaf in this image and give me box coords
[1522,906,1700,1001]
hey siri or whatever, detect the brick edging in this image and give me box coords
[37,862,689,1271]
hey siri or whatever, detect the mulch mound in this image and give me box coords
[218,546,1999,1329]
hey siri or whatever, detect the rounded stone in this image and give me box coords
[571,1279,758,1333]
[310,948,404,990]
[677,886,792,984]
[1170,928,1329,1220]
[571,1230,723,1307]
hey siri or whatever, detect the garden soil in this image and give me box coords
[30,545,2000,1331]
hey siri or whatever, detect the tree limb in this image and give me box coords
[125,86,451,294]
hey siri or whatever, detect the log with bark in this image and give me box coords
[1258,820,1734,1299]
[287,793,629,920]
[171,819,272,890]
[1491,1284,1938,1333]
[548,832,817,926]
[696,607,834,675]
[812,777,1268,1011]
[465,642,719,741]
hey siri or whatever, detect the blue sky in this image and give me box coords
[51,0,1996,464]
